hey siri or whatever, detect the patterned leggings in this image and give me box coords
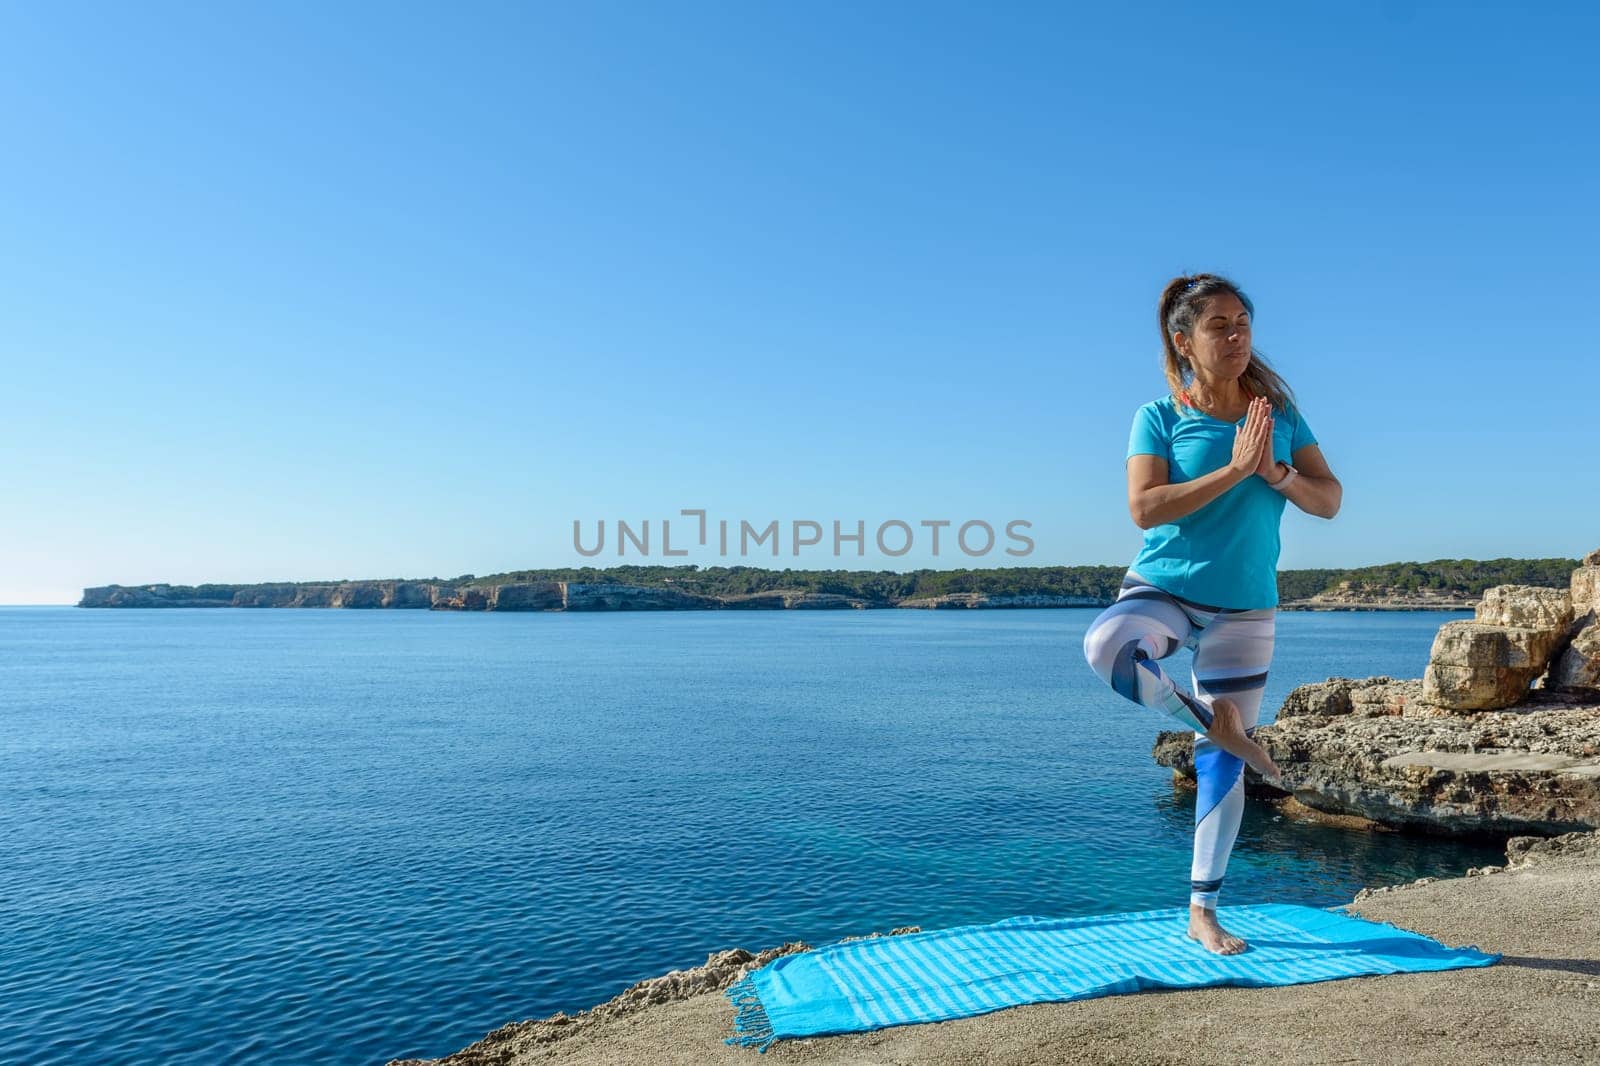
[1081,571,1276,909]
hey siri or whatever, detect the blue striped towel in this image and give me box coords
[724,903,1497,1052]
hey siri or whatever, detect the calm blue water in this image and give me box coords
[0,606,1501,1065]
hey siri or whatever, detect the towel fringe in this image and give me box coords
[723,972,780,1053]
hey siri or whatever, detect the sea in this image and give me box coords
[0,605,1506,1065]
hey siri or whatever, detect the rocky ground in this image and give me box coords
[1155,681,1600,835]
[385,831,1600,1066]
[1156,553,1600,837]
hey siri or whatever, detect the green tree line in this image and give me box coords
[95,558,1579,605]
[467,557,1580,603]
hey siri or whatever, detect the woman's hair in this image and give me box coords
[1157,273,1297,415]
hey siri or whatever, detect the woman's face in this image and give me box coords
[1176,292,1252,382]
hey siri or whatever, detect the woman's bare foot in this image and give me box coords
[1204,697,1282,785]
[1188,905,1247,954]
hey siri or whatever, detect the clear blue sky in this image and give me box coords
[3,2,1596,603]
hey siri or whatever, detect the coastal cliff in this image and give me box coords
[80,581,449,609]
[1285,585,1480,611]
[84,561,1574,612]
[75,581,874,612]
[1156,549,1600,837]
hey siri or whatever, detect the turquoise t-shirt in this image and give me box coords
[1125,394,1317,610]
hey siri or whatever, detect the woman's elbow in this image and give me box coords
[1319,483,1343,520]
[1128,502,1152,530]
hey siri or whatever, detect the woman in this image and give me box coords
[1082,272,1342,955]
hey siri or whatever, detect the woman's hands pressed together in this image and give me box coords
[1128,393,1340,528]
[1228,396,1275,480]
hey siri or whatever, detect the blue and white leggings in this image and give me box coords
[1081,571,1275,909]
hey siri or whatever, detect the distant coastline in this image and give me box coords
[78,558,1576,612]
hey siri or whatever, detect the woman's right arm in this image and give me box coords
[1126,400,1272,529]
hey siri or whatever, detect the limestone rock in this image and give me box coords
[229,583,298,607]
[459,588,489,610]
[1422,620,1564,711]
[1289,581,1473,610]
[1472,584,1574,631]
[78,584,221,608]
[563,582,722,611]
[1555,557,1600,691]
[1278,676,1422,719]
[329,583,383,609]
[714,591,794,610]
[1156,686,1600,836]
[1570,566,1600,617]
[1505,827,1600,868]
[1420,583,1577,711]
[1551,621,1600,690]
[428,585,463,609]
[293,585,336,607]
[486,582,565,611]
[1152,730,1198,778]
[380,582,434,609]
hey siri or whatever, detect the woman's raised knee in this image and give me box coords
[1083,612,1145,682]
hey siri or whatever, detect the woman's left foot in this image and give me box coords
[1204,698,1282,786]
[1187,906,1247,954]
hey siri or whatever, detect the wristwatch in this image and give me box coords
[1267,462,1299,492]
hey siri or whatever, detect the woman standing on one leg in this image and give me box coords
[1082,272,1343,955]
